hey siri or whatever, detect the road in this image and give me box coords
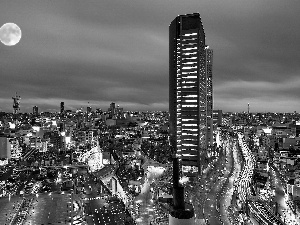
[182,141,228,224]
[203,139,233,225]
[219,139,240,225]
[0,195,23,224]
[271,164,300,224]
[23,192,81,225]
[131,156,166,225]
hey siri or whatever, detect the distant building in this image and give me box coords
[0,137,11,159]
[60,102,64,114]
[33,106,38,116]
[213,110,223,127]
[108,102,116,118]
[87,106,92,114]
[44,131,64,152]
[0,137,22,159]
[108,102,123,119]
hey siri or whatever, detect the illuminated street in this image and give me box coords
[272,166,300,225]
[132,158,166,225]
[23,193,83,225]
[0,196,23,225]
[203,140,233,225]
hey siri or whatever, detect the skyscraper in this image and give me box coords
[60,102,64,114]
[33,106,39,116]
[12,93,21,126]
[169,13,208,176]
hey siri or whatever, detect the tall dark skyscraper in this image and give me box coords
[169,13,210,177]
[60,102,64,114]
[33,106,38,116]
[12,93,21,125]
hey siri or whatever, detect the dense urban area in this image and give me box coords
[1,7,299,225]
[1,102,300,225]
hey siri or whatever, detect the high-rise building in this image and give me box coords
[60,102,64,114]
[206,46,213,151]
[87,106,92,114]
[108,102,116,118]
[0,137,11,159]
[169,13,208,176]
[12,93,21,125]
[213,110,223,127]
[33,106,38,116]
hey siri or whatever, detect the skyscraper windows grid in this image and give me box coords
[169,13,212,176]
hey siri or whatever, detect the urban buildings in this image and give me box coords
[169,13,211,176]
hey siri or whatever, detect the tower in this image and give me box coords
[33,106,39,116]
[169,13,207,177]
[12,92,21,125]
[109,102,116,118]
[248,103,250,114]
[60,102,64,114]
[86,102,92,122]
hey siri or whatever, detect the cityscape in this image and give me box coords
[1,1,300,225]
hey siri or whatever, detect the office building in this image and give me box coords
[60,102,64,114]
[169,13,207,176]
[87,106,92,114]
[0,137,11,159]
[108,102,116,118]
[12,93,21,125]
[213,110,223,127]
[33,106,38,116]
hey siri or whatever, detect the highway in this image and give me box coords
[235,133,255,205]
[270,164,300,224]
[236,133,284,225]
[219,139,241,225]
[203,138,234,225]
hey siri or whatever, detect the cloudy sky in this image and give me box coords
[0,0,299,113]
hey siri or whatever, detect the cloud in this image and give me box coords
[0,0,300,113]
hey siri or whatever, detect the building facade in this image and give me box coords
[60,102,64,114]
[169,13,208,176]
[33,106,39,116]
[206,47,213,150]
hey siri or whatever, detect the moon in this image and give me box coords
[0,23,22,46]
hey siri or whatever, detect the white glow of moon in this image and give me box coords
[0,23,22,46]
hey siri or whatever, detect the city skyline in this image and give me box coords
[0,0,300,113]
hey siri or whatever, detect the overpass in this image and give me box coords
[22,148,38,161]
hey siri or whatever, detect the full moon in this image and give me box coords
[0,23,22,46]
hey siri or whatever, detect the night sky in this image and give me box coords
[0,0,299,113]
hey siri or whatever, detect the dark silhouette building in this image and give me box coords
[169,13,208,177]
[33,106,38,117]
[60,102,64,114]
